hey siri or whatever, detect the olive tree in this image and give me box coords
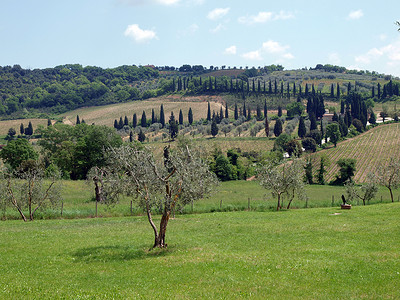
[345,178,378,205]
[374,158,400,202]
[258,158,307,210]
[0,160,61,221]
[101,139,218,248]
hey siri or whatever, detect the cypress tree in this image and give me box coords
[138,129,146,143]
[298,116,306,138]
[76,115,80,125]
[320,119,325,143]
[372,86,375,98]
[118,117,124,130]
[305,84,309,96]
[129,131,133,142]
[169,112,179,140]
[281,82,284,94]
[207,102,211,121]
[124,115,129,126]
[278,105,282,117]
[264,99,268,119]
[132,113,137,128]
[47,119,52,127]
[141,111,147,127]
[256,104,262,120]
[243,101,247,118]
[347,82,351,94]
[312,84,316,96]
[179,109,183,125]
[264,117,270,137]
[269,80,272,94]
[274,118,283,137]
[274,79,278,94]
[247,107,251,121]
[188,107,193,125]
[220,106,224,121]
[369,110,376,124]
[337,83,340,99]
[310,113,317,131]
[159,104,165,127]
[330,84,334,98]
[151,109,156,124]
[211,119,218,137]
[287,82,290,97]
[293,82,296,97]
[299,84,302,97]
[114,119,118,129]
[377,83,381,99]
[332,112,339,122]
[225,104,229,119]
[20,123,24,135]
[340,100,345,114]
[234,103,238,120]
[25,121,33,136]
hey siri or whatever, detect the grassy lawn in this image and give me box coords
[2,180,399,220]
[1,203,399,298]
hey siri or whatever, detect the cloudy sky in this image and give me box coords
[1,0,400,76]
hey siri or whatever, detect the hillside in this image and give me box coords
[310,123,400,183]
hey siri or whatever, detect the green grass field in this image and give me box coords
[1,203,399,299]
[2,180,398,221]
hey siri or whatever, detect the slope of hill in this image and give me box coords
[310,123,400,183]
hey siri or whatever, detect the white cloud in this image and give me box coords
[241,40,293,61]
[354,39,400,71]
[124,24,157,43]
[210,23,225,33]
[156,0,180,4]
[238,11,294,25]
[242,50,262,61]
[224,45,237,55]
[262,40,289,54]
[347,9,363,20]
[379,34,387,41]
[207,8,230,20]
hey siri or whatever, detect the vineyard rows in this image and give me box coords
[311,123,400,183]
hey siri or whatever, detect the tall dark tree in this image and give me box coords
[129,131,133,142]
[47,119,52,127]
[114,119,118,129]
[141,111,147,127]
[234,103,239,120]
[293,82,296,97]
[169,112,179,140]
[274,79,278,94]
[159,104,165,127]
[25,121,34,136]
[330,84,334,98]
[138,129,146,143]
[20,123,24,135]
[372,85,375,98]
[298,116,306,138]
[118,117,124,130]
[151,109,156,124]
[76,115,81,125]
[207,102,211,121]
[269,80,272,94]
[179,109,183,125]
[305,84,309,96]
[220,106,224,122]
[243,101,247,118]
[264,117,270,137]
[274,118,283,137]
[132,113,137,128]
[225,103,229,119]
[124,115,129,126]
[337,83,340,99]
[377,83,381,99]
[188,107,193,125]
[247,107,251,121]
[277,105,282,117]
[309,113,317,131]
[211,119,218,137]
[264,99,268,119]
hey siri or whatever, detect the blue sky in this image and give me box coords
[1,0,400,76]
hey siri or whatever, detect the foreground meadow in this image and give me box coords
[1,203,399,299]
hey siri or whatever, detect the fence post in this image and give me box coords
[331,195,334,207]
[130,200,133,215]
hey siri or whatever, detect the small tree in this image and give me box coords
[179,109,184,125]
[0,160,61,222]
[20,123,24,135]
[316,155,328,185]
[169,112,179,140]
[302,137,317,153]
[274,119,283,137]
[0,138,38,170]
[298,116,306,138]
[374,158,400,202]
[264,117,270,137]
[188,107,193,125]
[104,141,218,248]
[326,123,340,147]
[211,119,218,137]
[25,121,34,136]
[141,111,147,127]
[7,128,16,139]
[258,159,307,210]
[345,179,378,206]
[138,129,146,143]
[332,158,356,185]
[76,115,81,125]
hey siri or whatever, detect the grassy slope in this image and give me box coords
[311,123,400,183]
[1,203,399,299]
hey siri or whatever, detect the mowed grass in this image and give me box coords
[1,203,399,299]
[3,180,399,220]
[0,118,49,136]
[311,123,400,183]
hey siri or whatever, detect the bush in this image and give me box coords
[302,137,317,152]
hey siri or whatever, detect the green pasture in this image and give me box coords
[1,203,399,299]
[2,180,398,221]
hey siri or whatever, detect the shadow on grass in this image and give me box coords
[72,244,174,262]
